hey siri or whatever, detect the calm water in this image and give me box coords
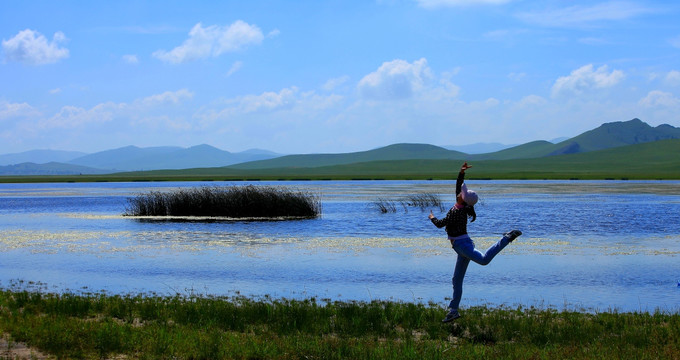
[1,180,679,313]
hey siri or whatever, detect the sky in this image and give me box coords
[1,0,680,155]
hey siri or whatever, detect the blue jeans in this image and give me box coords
[448,234,511,311]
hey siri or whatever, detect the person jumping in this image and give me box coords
[429,161,522,323]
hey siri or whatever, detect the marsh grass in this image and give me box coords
[123,185,321,219]
[373,193,445,213]
[1,285,677,359]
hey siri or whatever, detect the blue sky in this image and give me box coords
[1,0,679,154]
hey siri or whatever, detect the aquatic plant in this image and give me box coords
[373,193,444,213]
[123,185,321,218]
[405,193,445,212]
[373,198,399,213]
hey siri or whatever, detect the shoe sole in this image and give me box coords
[441,315,461,323]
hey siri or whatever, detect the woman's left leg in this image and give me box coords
[457,236,511,266]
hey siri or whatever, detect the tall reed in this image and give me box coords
[123,185,321,218]
[373,192,445,213]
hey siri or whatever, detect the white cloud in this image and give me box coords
[237,87,298,113]
[122,54,139,64]
[551,64,624,98]
[49,88,62,95]
[0,100,40,120]
[358,58,432,100]
[639,90,680,108]
[226,61,243,77]
[322,76,349,91]
[138,89,193,107]
[38,89,193,130]
[267,29,281,38]
[44,103,121,129]
[153,21,264,64]
[2,29,69,65]
[665,70,680,86]
[517,1,656,28]
[517,94,547,107]
[416,0,511,8]
[194,87,344,126]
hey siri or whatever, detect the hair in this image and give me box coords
[465,204,476,222]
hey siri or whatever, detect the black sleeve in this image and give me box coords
[430,215,447,228]
[456,171,465,196]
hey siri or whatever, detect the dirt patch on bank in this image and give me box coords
[0,334,53,359]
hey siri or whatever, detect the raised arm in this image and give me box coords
[456,162,471,196]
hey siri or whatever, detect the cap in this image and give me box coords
[461,183,478,206]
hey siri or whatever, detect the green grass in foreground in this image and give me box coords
[1,284,678,359]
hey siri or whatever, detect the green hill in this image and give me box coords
[469,118,680,160]
[229,143,466,169]
[3,119,680,181]
[470,140,557,160]
[74,139,679,181]
[549,118,680,155]
[229,119,680,168]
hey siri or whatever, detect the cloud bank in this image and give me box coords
[153,21,264,64]
[2,29,69,65]
[358,58,432,100]
[551,64,624,98]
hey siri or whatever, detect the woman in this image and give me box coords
[429,162,522,323]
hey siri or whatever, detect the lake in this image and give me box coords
[1,180,679,313]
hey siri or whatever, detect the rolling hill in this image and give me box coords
[227,119,680,168]
[228,143,467,170]
[0,162,110,176]
[2,118,679,177]
[471,118,680,160]
[0,149,87,166]
[67,144,281,171]
[97,139,680,181]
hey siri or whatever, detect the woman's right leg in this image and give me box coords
[448,253,470,311]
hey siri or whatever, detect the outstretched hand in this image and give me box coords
[461,162,472,172]
[428,211,435,219]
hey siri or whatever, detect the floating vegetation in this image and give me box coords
[123,185,321,219]
[373,193,444,213]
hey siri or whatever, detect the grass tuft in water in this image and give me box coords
[123,185,321,218]
[373,192,445,213]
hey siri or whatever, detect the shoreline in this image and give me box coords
[2,174,680,183]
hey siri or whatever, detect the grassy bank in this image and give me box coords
[1,286,678,359]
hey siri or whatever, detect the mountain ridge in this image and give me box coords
[1,118,679,176]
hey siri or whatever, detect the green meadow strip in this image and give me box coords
[1,286,678,359]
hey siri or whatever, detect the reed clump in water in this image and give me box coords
[0,285,678,359]
[123,185,321,218]
[373,193,444,213]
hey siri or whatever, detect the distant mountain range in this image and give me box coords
[0,145,281,175]
[1,118,678,176]
[227,118,680,169]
